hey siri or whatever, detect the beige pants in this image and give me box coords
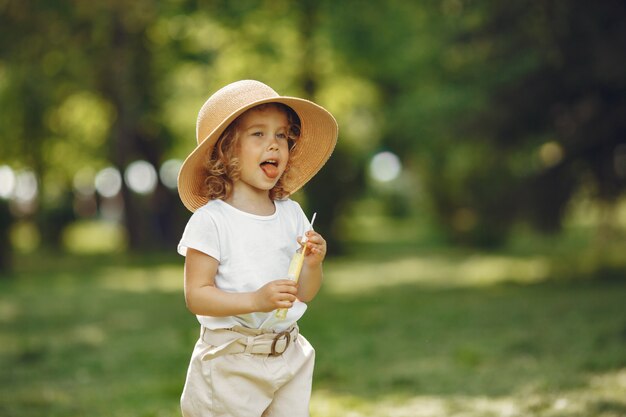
[181,326,315,417]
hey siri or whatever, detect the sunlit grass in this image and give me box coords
[62,220,128,254]
[326,252,550,294]
[311,370,626,417]
[97,264,182,293]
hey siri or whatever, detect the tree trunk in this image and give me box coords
[100,10,169,251]
[0,199,12,275]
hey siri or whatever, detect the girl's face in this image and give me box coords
[234,106,291,196]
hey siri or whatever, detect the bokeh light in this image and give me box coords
[538,141,564,168]
[125,160,158,195]
[159,159,182,189]
[369,151,402,182]
[14,170,38,203]
[73,167,96,196]
[95,167,122,198]
[0,165,16,199]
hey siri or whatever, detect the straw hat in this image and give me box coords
[177,80,338,212]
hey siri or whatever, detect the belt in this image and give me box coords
[200,325,299,360]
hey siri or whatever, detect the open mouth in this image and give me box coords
[260,159,280,179]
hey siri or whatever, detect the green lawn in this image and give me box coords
[1,245,625,417]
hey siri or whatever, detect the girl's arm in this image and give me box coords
[184,248,298,316]
[296,231,326,302]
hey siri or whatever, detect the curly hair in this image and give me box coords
[203,103,301,201]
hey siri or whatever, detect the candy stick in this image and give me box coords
[275,213,317,319]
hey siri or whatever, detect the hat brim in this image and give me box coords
[178,96,338,212]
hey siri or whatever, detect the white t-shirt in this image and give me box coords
[178,198,311,331]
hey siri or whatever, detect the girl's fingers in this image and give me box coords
[305,231,322,241]
[307,242,326,253]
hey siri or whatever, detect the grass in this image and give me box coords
[1,240,625,417]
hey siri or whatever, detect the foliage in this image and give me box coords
[324,0,626,245]
[452,0,626,243]
[1,0,625,265]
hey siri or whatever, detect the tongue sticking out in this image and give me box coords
[261,163,279,179]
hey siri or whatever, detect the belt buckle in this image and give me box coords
[270,331,291,356]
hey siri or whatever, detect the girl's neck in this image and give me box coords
[225,188,275,216]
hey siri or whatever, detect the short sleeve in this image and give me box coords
[286,199,311,238]
[177,209,221,260]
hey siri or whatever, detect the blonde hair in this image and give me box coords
[203,103,301,201]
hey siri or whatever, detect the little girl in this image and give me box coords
[176,80,338,417]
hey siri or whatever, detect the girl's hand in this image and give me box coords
[299,231,327,266]
[252,280,298,312]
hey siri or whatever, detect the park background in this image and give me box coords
[1,1,626,416]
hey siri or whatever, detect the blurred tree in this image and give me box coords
[0,0,367,264]
[292,0,367,254]
[0,0,188,257]
[88,3,178,249]
[0,0,77,252]
[324,0,479,240]
[325,0,626,245]
[462,0,626,238]
[4,0,623,262]
[0,199,12,274]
